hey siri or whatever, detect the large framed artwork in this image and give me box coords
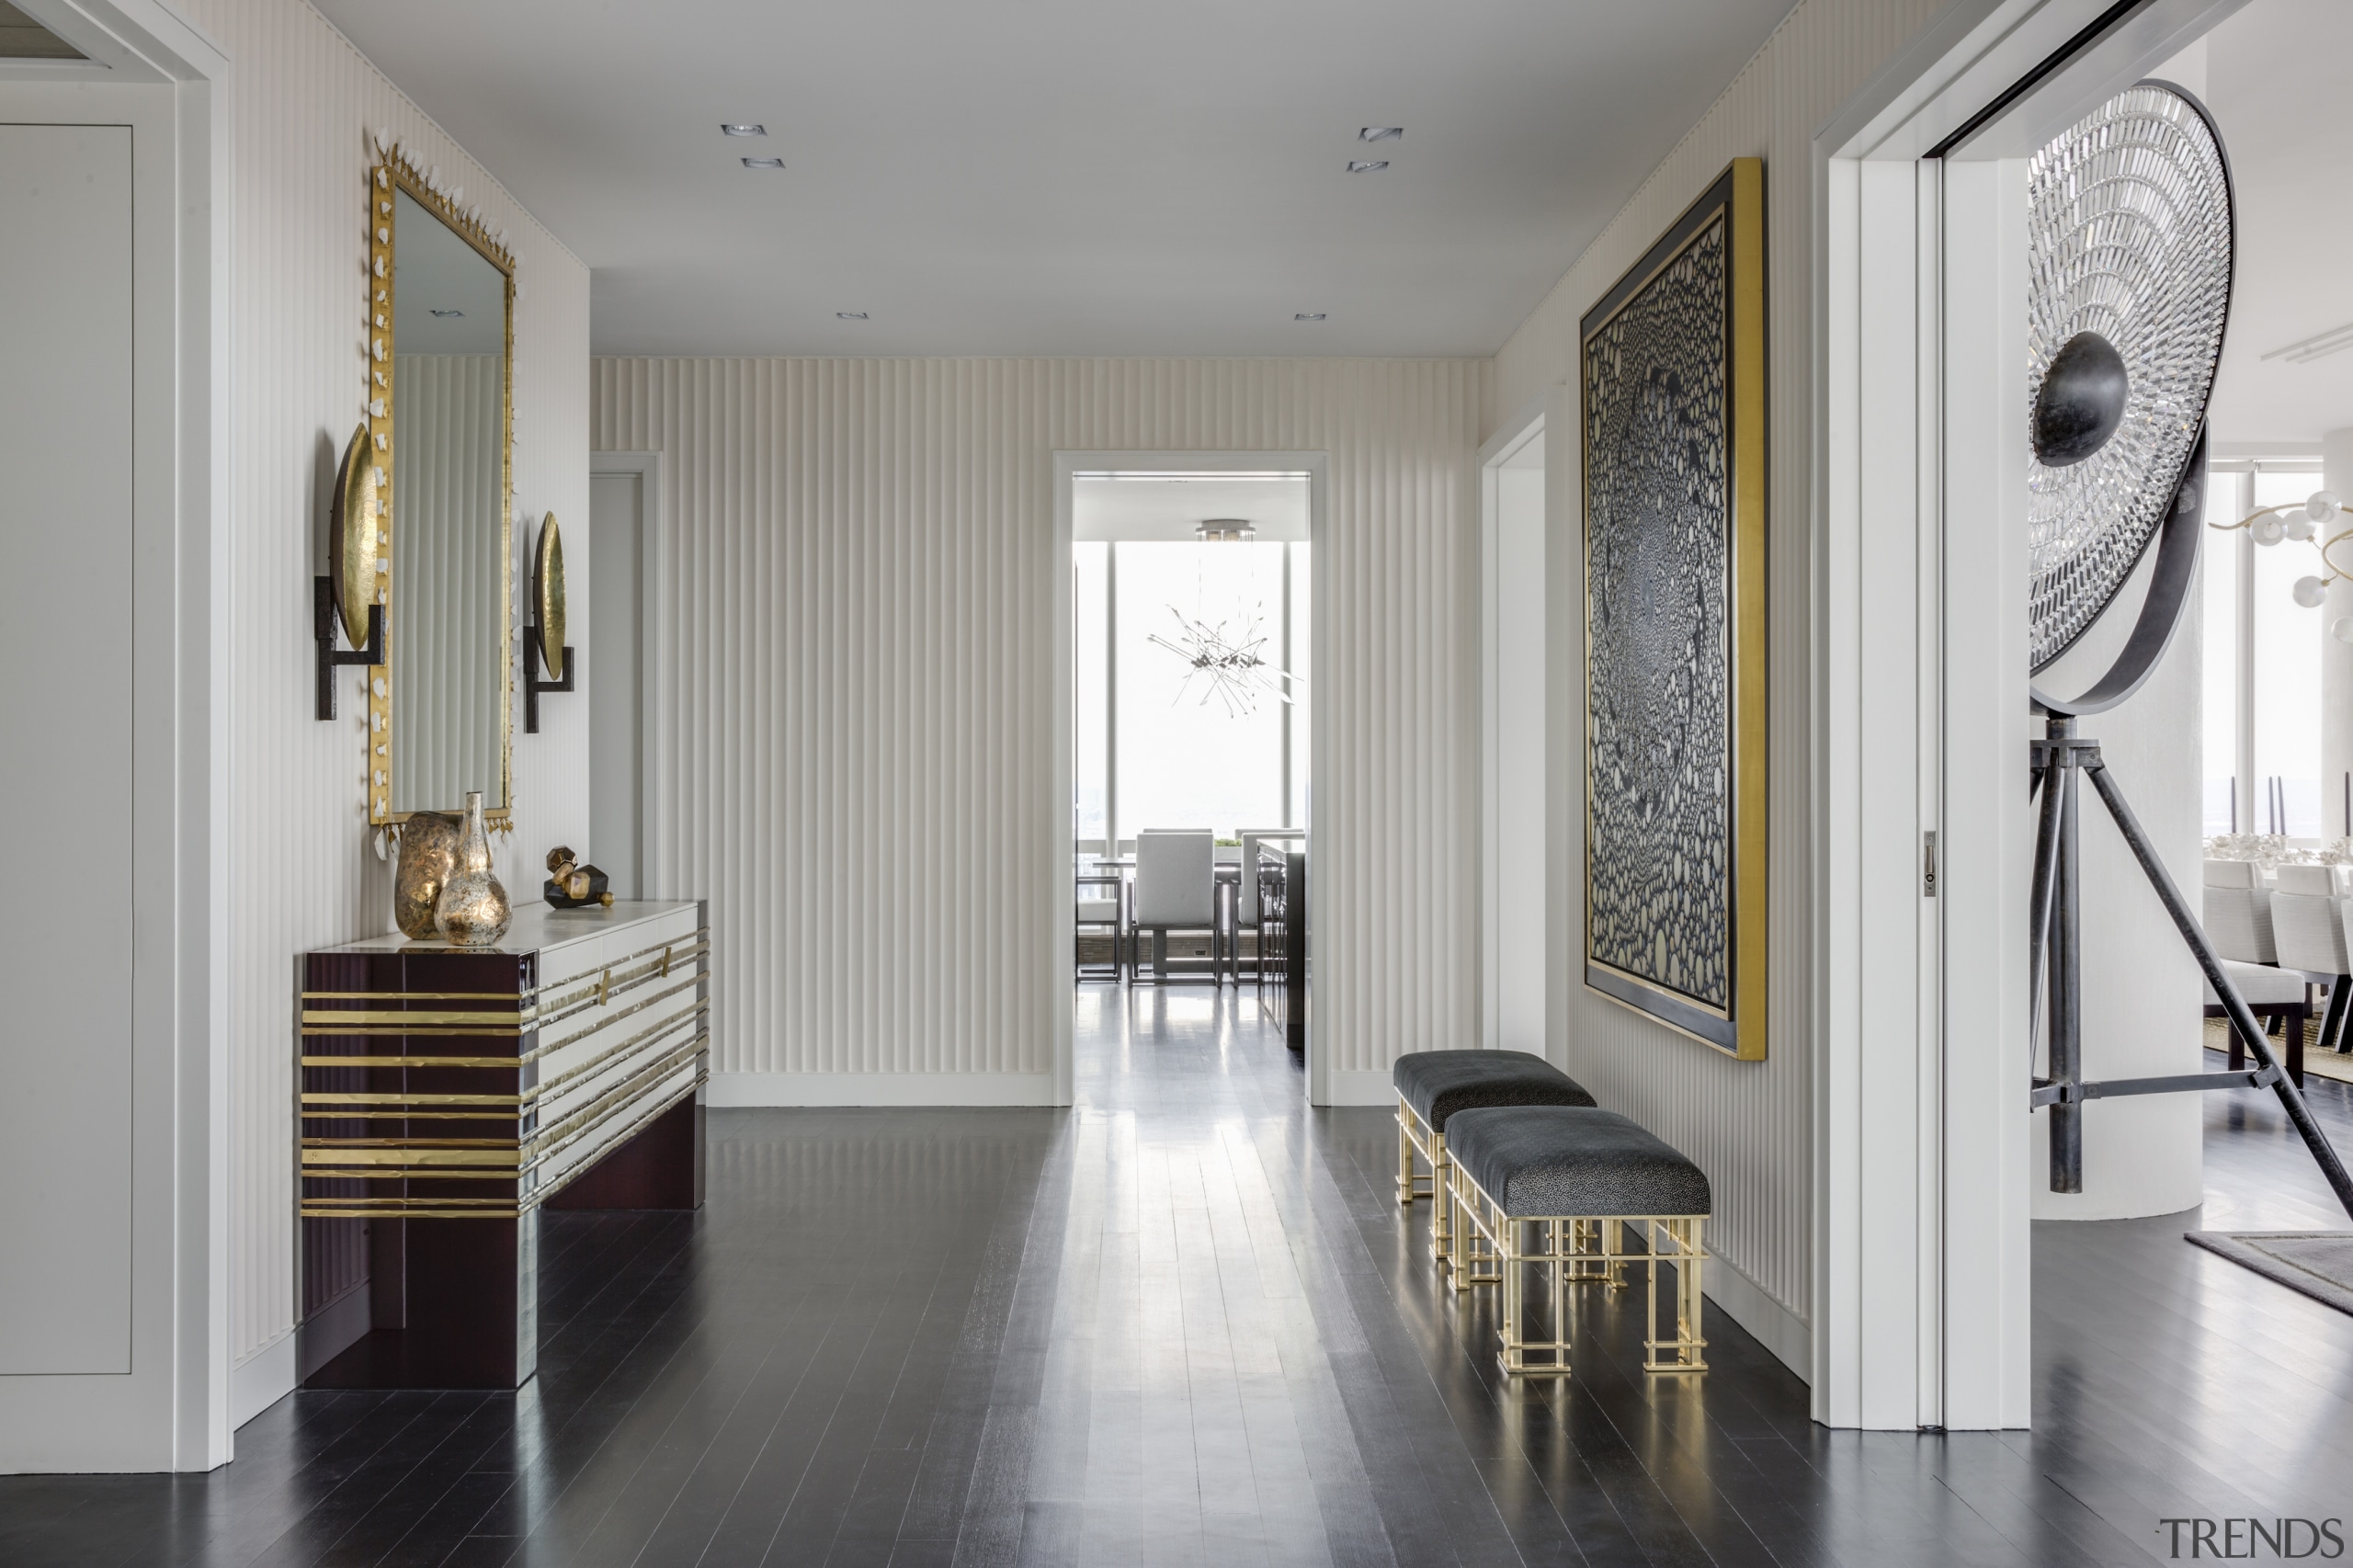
[1580,157,1767,1060]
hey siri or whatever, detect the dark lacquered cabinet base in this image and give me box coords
[301,1101,705,1390]
[297,902,710,1391]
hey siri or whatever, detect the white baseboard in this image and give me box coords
[231,1332,296,1431]
[1319,1069,1396,1107]
[707,1072,1061,1108]
[1703,1255,1811,1383]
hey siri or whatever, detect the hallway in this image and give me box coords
[6,994,2353,1565]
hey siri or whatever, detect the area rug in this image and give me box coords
[2185,1232,2353,1317]
[2202,1017,2353,1085]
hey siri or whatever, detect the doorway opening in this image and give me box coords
[1824,0,2353,1434]
[1054,453,1325,1102]
[1480,410,1547,1057]
[589,452,661,901]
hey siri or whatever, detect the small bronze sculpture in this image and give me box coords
[543,846,614,909]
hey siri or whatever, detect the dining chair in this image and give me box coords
[2252,862,2353,1085]
[1232,829,1295,984]
[1131,830,1218,985]
[1075,869,1125,983]
[2202,859,2276,963]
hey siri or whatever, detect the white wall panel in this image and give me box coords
[390,353,504,811]
[595,358,1485,1088]
[1494,0,1949,1368]
[166,0,591,1375]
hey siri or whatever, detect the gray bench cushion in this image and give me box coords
[1445,1107,1711,1218]
[1392,1050,1597,1131]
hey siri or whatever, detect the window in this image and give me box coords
[2204,461,2330,839]
[2251,468,2325,835]
[2200,472,2240,835]
[1072,540,1306,851]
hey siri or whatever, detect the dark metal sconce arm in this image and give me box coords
[314,575,383,721]
[525,627,574,734]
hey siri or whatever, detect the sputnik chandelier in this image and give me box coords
[1147,517,1301,716]
[2219,488,2353,639]
[1148,608,1297,717]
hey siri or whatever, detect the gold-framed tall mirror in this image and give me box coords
[364,147,516,828]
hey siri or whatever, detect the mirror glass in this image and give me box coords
[388,184,509,816]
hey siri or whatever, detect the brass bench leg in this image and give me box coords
[1396,1108,1415,1205]
[1428,1133,1451,1268]
[1498,1219,1525,1372]
[1642,1217,1709,1372]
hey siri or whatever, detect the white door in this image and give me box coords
[0,121,136,1374]
[590,471,644,897]
[1483,430,1547,1051]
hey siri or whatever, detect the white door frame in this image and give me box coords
[1477,396,1549,1056]
[1,0,229,1471]
[1051,450,1330,1105]
[588,452,668,900]
[1813,0,2244,1430]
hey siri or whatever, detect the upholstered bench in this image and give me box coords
[1392,1050,1595,1276]
[1443,1105,1710,1377]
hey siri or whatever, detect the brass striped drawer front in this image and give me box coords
[301,917,710,1219]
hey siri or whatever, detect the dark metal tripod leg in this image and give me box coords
[2027,748,2067,1062]
[2049,759,2083,1194]
[2082,763,2353,1221]
[2323,975,2353,1057]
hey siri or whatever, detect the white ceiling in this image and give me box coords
[393,188,506,355]
[2191,0,2353,449]
[310,0,1799,358]
[1074,474,1311,541]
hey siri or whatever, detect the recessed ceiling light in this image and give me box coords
[1295,313,1326,322]
[722,123,767,138]
[429,309,464,318]
[1346,160,1389,174]
[1359,127,1404,142]
[742,156,786,170]
[837,312,869,320]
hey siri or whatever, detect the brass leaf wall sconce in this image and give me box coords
[524,511,574,733]
[315,422,385,720]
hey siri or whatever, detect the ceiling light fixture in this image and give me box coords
[1294,313,1325,322]
[721,123,767,138]
[429,309,464,318]
[1346,160,1388,174]
[837,312,869,320]
[2263,320,2353,365]
[1359,127,1404,142]
[741,156,786,170]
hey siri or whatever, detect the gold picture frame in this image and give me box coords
[363,143,517,830]
[1579,157,1767,1060]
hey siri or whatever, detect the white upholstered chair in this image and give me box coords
[1131,830,1218,984]
[1075,872,1124,983]
[1232,829,1293,983]
[2199,860,2335,1085]
[2201,858,2276,964]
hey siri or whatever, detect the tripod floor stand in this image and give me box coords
[2030,712,2353,1220]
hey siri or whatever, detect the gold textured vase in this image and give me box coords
[433,790,511,945]
[392,810,462,939]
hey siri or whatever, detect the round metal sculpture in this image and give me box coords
[2026,81,2233,685]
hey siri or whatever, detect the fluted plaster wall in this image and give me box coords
[180,0,592,1397]
[595,357,1486,1096]
[1493,0,1949,1373]
[390,354,506,811]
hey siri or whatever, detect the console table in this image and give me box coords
[297,900,709,1389]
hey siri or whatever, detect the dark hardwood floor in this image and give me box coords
[6,998,2353,1566]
